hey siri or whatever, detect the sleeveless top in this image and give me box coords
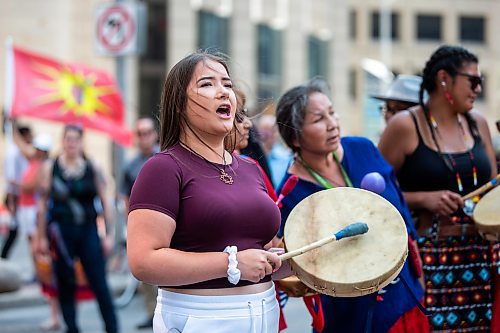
[397,111,491,196]
[49,158,98,224]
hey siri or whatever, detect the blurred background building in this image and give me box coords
[1,0,499,196]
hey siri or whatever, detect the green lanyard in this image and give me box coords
[298,152,353,189]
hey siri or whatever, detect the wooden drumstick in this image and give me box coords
[280,222,369,260]
[462,174,500,201]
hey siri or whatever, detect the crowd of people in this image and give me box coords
[1,43,499,333]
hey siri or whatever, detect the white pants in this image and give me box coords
[16,205,37,237]
[153,284,279,333]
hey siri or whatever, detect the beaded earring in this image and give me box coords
[441,81,454,105]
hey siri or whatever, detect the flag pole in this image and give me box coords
[3,36,14,138]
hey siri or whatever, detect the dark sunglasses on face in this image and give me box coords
[456,72,483,90]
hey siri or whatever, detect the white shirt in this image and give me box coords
[4,143,28,195]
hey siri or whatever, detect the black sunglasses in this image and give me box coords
[456,72,483,90]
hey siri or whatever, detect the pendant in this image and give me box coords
[219,170,233,185]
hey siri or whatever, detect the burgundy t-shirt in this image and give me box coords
[129,143,281,289]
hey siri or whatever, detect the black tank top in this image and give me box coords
[397,112,491,195]
[49,157,98,224]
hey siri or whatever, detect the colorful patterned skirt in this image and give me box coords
[418,234,497,332]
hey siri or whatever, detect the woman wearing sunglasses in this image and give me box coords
[378,45,498,332]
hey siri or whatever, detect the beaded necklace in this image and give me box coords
[59,154,86,179]
[297,152,353,189]
[180,142,234,185]
[425,111,477,192]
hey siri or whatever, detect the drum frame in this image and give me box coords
[473,185,500,241]
[283,188,408,297]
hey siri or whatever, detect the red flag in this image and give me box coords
[8,46,132,146]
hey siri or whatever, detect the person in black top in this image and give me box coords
[379,45,497,332]
[36,124,118,333]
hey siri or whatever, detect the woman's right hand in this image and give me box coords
[422,190,463,216]
[237,249,282,283]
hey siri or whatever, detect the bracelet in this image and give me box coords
[223,246,241,285]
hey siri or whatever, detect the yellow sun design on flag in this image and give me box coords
[33,62,116,117]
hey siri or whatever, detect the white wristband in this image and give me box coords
[223,246,241,285]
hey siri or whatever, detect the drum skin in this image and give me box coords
[283,187,408,297]
[473,185,500,241]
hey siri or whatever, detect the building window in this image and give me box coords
[349,10,357,40]
[142,1,167,61]
[257,24,282,100]
[198,10,230,54]
[139,77,163,118]
[308,36,329,79]
[371,11,400,40]
[416,14,442,41]
[349,68,357,99]
[459,16,485,43]
[139,1,166,119]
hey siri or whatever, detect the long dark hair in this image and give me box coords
[224,87,247,151]
[419,45,478,103]
[158,50,232,151]
[419,45,480,172]
[419,45,479,135]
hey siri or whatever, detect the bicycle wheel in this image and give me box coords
[114,274,140,308]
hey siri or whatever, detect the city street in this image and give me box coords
[0,235,312,333]
[0,291,312,333]
[0,293,148,333]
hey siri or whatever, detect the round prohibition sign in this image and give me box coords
[96,5,136,53]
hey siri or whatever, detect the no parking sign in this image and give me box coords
[95,3,146,56]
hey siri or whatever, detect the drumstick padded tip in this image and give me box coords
[280,222,369,260]
[334,222,369,240]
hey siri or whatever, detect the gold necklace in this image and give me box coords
[180,142,233,185]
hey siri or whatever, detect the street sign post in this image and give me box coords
[95,2,146,56]
[94,2,147,216]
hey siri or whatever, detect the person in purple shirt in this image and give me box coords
[126,51,284,333]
